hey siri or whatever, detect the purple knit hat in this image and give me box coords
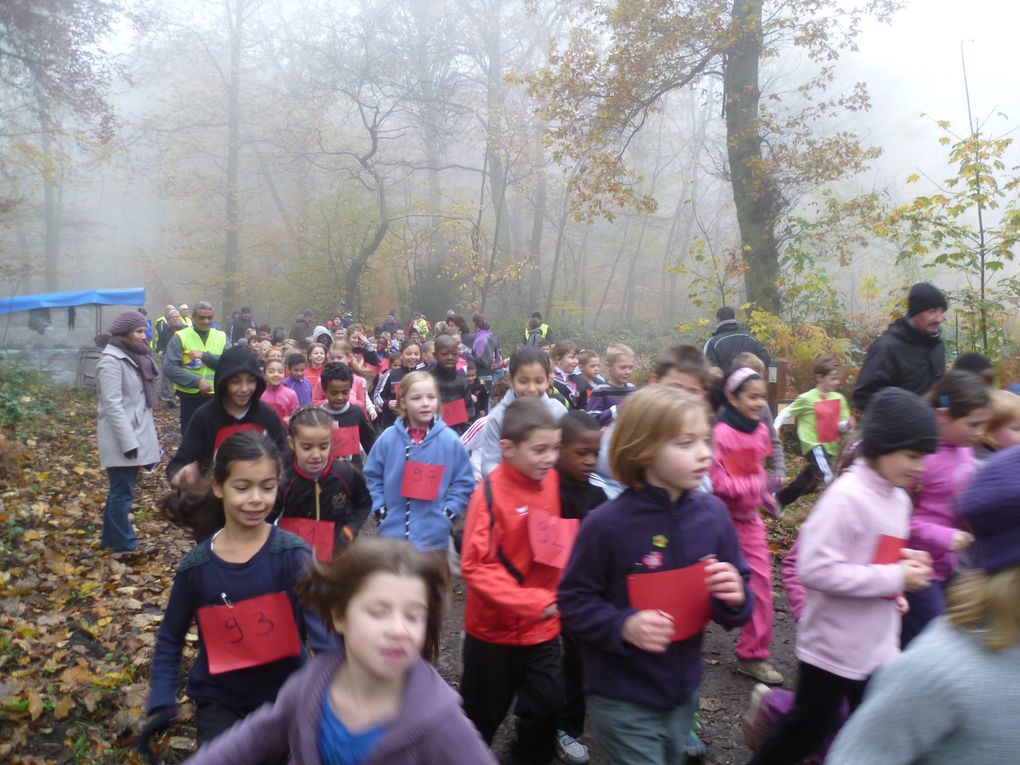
[108,310,148,336]
[959,446,1020,573]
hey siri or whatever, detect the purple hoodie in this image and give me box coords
[909,443,978,581]
[184,647,497,765]
[558,485,753,710]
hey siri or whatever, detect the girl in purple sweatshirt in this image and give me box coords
[559,385,752,765]
[183,537,497,765]
[902,370,991,646]
[745,387,938,765]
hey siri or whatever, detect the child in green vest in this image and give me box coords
[773,357,853,509]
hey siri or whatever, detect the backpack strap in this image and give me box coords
[483,475,525,585]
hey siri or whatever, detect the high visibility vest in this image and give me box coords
[523,323,549,341]
[173,327,227,395]
[150,315,167,350]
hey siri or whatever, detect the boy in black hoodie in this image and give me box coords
[555,410,607,765]
[168,346,289,492]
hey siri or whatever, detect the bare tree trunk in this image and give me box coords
[725,0,780,311]
[482,13,512,268]
[223,0,245,316]
[543,187,571,319]
[38,102,60,291]
[595,217,631,324]
[343,167,389,311]
[622,216,650,321]
[528,146,546,309]
[577,224,591,325]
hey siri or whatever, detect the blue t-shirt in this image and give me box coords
[318,692,386,765]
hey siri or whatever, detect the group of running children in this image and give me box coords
[139,317,1020,765]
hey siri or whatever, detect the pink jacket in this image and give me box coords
[350,374,368,411]
[796,461,907,680]
[909,443,977,581]
[710,420,772,520]
[262,384,299,421]
[781,538,806,621]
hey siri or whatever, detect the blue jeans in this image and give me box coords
[102,466,139,551]
[588,693,697,765]
[901,581,946,648]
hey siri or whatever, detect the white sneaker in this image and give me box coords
[555,729,590,765]
[737,659,784,685]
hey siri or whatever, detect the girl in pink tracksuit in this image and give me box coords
[745,387,938,765]
[901,370,990,646]
[711,367,783,685]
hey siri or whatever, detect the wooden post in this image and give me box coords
[768,358,788,414]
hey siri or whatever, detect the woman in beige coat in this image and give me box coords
[96,310,161,551]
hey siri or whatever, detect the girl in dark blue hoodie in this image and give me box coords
[558,385,753,765]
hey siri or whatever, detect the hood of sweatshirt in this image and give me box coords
[711,319,740,337]
[311,325,332,345]
[214,345,267,407]
[392,415,448,445]
[888,315,942,346]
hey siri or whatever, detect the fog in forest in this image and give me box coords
[2,0,1017,341]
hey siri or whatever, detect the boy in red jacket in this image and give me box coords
[460,397,566,765]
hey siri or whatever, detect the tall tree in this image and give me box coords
[0,0,123,289]
[529,0,899,311]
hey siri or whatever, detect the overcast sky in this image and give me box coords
[848,0,1019,190]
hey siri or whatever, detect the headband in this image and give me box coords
[725,367,760,396]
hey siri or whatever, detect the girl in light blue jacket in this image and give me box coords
[365,371,475,552]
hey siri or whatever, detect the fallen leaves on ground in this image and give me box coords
[0,394,192,763]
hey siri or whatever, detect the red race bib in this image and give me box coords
[197,592,302,675]
[721,448,761,477]
[872,534,906,565]
[814,398,841,444]
[331,424,361,458]
[442,397,469,426]
[278,517,336,562]
[400,461,445,501]
[527,509,580,569]
[627,561,712,642]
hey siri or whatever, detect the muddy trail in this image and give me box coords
[0,396,801,764]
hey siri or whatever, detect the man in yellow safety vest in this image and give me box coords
[523,311,551,343]
[163,301,228,433]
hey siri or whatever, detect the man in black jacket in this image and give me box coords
[703,306,771,371]
[852,282,948,411]
[228,306,257,345]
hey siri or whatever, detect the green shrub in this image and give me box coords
[0,364,51,438]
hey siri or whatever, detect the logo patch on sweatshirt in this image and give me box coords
[652,534,668,548]
[642,551,664,569]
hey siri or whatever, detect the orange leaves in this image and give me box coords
[0,394,189,759]
[53,695,74,720]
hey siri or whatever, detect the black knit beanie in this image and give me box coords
[907,282,948,317]
[859,387,938,458]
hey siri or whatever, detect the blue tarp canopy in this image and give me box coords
[0,288,146,316]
